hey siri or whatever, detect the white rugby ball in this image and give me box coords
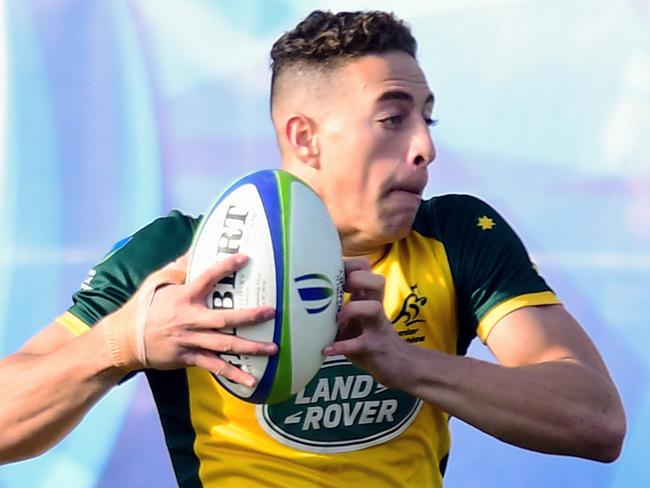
[187,169,343,404]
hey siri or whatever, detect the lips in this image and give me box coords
[387,189,423,206]
[387,178,427,197]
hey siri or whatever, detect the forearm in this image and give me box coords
[0,325,124,463]
[0,255,277,464]
[404,347,625,462]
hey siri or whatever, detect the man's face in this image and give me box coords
[312,51,436,254]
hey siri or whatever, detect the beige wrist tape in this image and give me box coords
[102,266,186,371]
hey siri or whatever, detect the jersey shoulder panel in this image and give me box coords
[68,210,201,326]
[413,194,558,353]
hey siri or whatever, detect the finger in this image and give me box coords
[188,351,258,388]
[337,300,385,327]
[334,300,384,342]
[323,337,367,357]
[178,331,278,356]
[346,270,385,301]
[344,257,371,275]
[334,316,362,342]
[190,306,275,329]
[186,254,249,298]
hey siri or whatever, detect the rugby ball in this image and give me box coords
[187,169,343,404]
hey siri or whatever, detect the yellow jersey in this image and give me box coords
[58,194,559,487]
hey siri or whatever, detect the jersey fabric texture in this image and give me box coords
[57,195,560,488]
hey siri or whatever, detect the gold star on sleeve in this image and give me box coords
[477,215,496,230]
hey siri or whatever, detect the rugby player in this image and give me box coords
[0,10,625,487]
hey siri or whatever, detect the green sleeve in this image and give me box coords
[68,210,200,326]
[414,194,558,354]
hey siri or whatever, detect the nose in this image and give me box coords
[409,120,436,167]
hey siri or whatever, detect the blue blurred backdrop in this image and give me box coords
[0,1,648,486]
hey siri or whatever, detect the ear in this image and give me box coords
[285,114,320,168]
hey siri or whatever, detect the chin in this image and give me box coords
[376,207,418,243]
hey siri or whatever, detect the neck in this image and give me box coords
[340,232,390,267]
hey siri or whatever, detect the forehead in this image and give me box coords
[337,51,432,105]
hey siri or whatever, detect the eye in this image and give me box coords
[424,117,438,127]
[379,115,404,129]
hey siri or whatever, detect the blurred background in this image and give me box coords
[0,0,648,486]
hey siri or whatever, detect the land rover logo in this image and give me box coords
[257,356,422,453]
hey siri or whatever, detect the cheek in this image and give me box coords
[320,133,369,196]
[321,165,365,217]
[318,123,400,217]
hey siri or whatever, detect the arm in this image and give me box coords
[407,304,625,461]
[0,322,123,463]
[325,259,626,462]
[0,255,277,464]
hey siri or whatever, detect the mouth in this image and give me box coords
[386,180,427,198]
[384,188,424,211]
[388,188,422,199]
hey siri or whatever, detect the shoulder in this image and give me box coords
[96,210,200,280]
[413,193,500,240]
[131,210,198,248]
[411,195,558,352]
[68,210,201,325]
[129,210,199,246]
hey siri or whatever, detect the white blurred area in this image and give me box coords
[0,0,7,235]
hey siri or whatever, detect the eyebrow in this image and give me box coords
[377,90,435,106]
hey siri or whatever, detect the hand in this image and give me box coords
[101,254,277,387]
[323,257,410,390]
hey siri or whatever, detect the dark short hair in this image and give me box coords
[270,10,417,106]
